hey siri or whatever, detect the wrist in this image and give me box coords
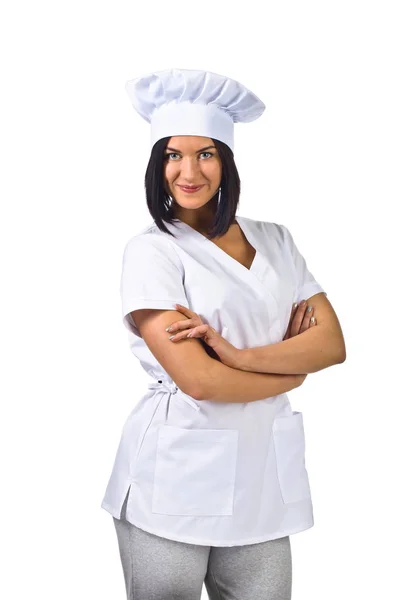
[235,348,251,371]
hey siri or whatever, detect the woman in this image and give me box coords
[101,68,346,599]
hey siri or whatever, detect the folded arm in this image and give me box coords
[236,292,346,375]
[132,308,305,403]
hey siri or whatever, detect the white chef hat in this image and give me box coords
[124,68,265,152]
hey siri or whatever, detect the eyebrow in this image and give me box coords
[165,145,216,153]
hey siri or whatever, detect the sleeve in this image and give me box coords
[279,223,327,303]
[120,234,189,338]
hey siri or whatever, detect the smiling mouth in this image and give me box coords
[178,185,205,192]
[178,185,204,188]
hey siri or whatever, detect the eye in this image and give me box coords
[164,151,214,161]
[164,153,180,161]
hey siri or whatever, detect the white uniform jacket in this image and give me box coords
[101,215,326,546]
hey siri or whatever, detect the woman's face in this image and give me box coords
[163,136,222,213]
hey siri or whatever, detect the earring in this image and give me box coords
[217,186,222,205]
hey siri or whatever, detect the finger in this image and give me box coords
[291,300,307,337]
[166,319,194,333]
[203,325,218,341]
[169,324,209,342]
[299,303,313,334]
[174,303,195,316]
[169,327,195,342]
[289,302,299,322]
[187,325,210,339]
[284,303,299,339]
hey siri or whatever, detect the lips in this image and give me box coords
[178,185,205,193]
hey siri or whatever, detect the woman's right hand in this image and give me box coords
[283,300,315,388]
[283,300,316,341]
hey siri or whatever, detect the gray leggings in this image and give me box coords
[112,489,292,599]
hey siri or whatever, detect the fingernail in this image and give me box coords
[168,335,175,340]
[293,303,298,309]
[306,306,312,313]
[165,326,172,332]
[310,316,315,324]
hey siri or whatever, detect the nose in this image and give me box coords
[179,156,201,180]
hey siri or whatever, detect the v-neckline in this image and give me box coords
[169,215,261,274]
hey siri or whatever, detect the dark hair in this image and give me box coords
[144,136,241,240]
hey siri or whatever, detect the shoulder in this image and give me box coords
[122,224,184,272]
[124,219,168,248]
[123,221,161,247]
[237,215,288,245]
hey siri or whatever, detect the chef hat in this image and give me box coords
[124,68,266,152]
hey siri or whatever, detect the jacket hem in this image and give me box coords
[101,501,314,547]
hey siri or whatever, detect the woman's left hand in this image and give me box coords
[166,304,241,369]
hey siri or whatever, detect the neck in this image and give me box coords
[169,198,219,234]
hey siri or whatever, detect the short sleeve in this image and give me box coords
[120,234,189,338]
[279,224,327,302]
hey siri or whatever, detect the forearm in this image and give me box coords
[196,357,302,403]
[237,325,346,375]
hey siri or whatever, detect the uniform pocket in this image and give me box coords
[152,425,238,516]
[272,411,311,504]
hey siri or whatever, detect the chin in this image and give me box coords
[176,193,209,203]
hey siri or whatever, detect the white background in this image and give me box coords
[1,1,411,598]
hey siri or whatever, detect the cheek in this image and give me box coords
[164,164,177,182]
[203,162,221,181]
